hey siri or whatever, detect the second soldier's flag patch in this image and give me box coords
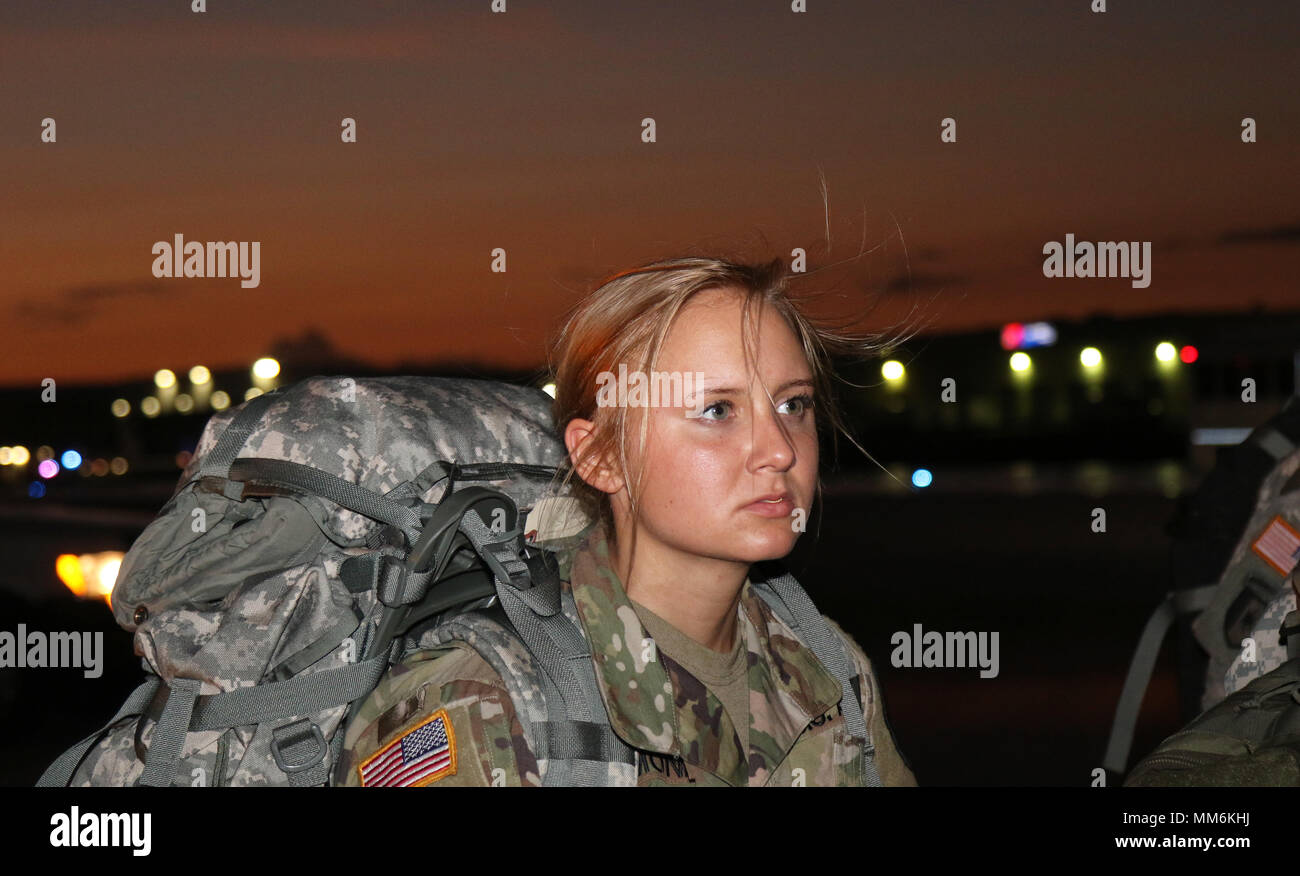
[359,709,457,787]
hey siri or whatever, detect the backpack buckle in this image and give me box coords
[270,719,327,780]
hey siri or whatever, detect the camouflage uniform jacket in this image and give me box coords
[339,522,918,787]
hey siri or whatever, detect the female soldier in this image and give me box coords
[340,256,917,787]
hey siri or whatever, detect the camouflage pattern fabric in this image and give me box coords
[340,520,918,787]
[1195,451,1300,711]
[1222,571,1299,698]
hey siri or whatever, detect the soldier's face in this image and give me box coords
[620,286,818,564]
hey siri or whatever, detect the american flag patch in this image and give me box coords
[1251,515,1300,577]
[359,710,457,787]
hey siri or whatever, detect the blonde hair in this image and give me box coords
[544,254,922,558]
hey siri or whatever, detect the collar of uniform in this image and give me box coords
[566,522,844,777]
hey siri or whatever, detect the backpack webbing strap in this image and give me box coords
[459,513,634,783]
[134,655,391,786]
[197,388,282,479]
[750,573,882,787]
[1103,583,1217,775]
[36,675,162,787]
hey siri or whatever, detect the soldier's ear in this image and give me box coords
[564,418,624,495]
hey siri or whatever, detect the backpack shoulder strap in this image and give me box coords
[416,548,635,786]
[747,569,882,787]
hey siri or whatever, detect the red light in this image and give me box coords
[1000,323,1024,351]
[1180,345,1198,364]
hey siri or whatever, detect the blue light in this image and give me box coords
[911,468,933,488]
[61,450,83,469]
[28,481,46,498]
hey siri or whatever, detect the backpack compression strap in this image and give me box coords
[458,511,635,784]
[748,572,883,787]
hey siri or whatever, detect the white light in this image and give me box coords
[1080,347,1102,368]
[882,360,905,381]
[1010,352,1032,372]
[1155,342,1177,362]
[189,365,212,385]
[154,369,177,389]
[252,358,281,380]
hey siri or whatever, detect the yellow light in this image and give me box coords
[141,396,161,418]
[189,365,211,385]
[1010,352,1032,372]
[10,446,30,465]
[881,360,905,381]
[1080,347,1102,368]
[175,393,194,413]
[36,445,54,461]
[96,556,122,603]
[1155,342,1177,362]
[252,358,281,380]
[245,387,264,401]
[154,368,177,389]
[110,456,129,475]
[0,447,9,465]
[56,554,87,598]
[111,398,131,418]
[541,382,556,398]
[211,390,231,410]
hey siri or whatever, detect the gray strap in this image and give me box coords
[197,389,281,479]
[1255,427,1296,461]
[182,655,390,730]
[460,518,633,783]
[221,458,425,545]
[1104,583,1218,774]
[36,675,161,787]
[138,677,202,786]
[751,573,882,787]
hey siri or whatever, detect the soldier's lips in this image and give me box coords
[741,497,794,517]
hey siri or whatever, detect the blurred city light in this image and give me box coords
[1009,352,1032,372]
[1180,344,1199,364]
[1155,342,1177,362]
[141,396,161,417]
[882,360,906,381]
[0,447,9,465]
[175,393,194,413]
[56,552,123,606]
[111,398,131,418]
[1079,347,1102,368]
[60,450,82,469]
[189,365,212,385]
[27,482,45,498]
[37,459,59,478]
[154,368,177,389]
[110,457,129,475]
[1000,323,1024,351]
[36,445,54,461]
[252,357,280,380]
[211,390,231,410]
[245,387,264,401]
[911,468,933,488]
[9,446,30,465]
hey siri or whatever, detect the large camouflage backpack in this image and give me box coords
[1105,394,1300,778]
[36,375,625,787]
[38,374,879,787]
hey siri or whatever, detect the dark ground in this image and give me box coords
[0,485,1185,786]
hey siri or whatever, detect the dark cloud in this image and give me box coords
[1217,223,1300,245]
[13,281,174,327]
[883,272,969,294]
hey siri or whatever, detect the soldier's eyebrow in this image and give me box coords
[693,378,814,398]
